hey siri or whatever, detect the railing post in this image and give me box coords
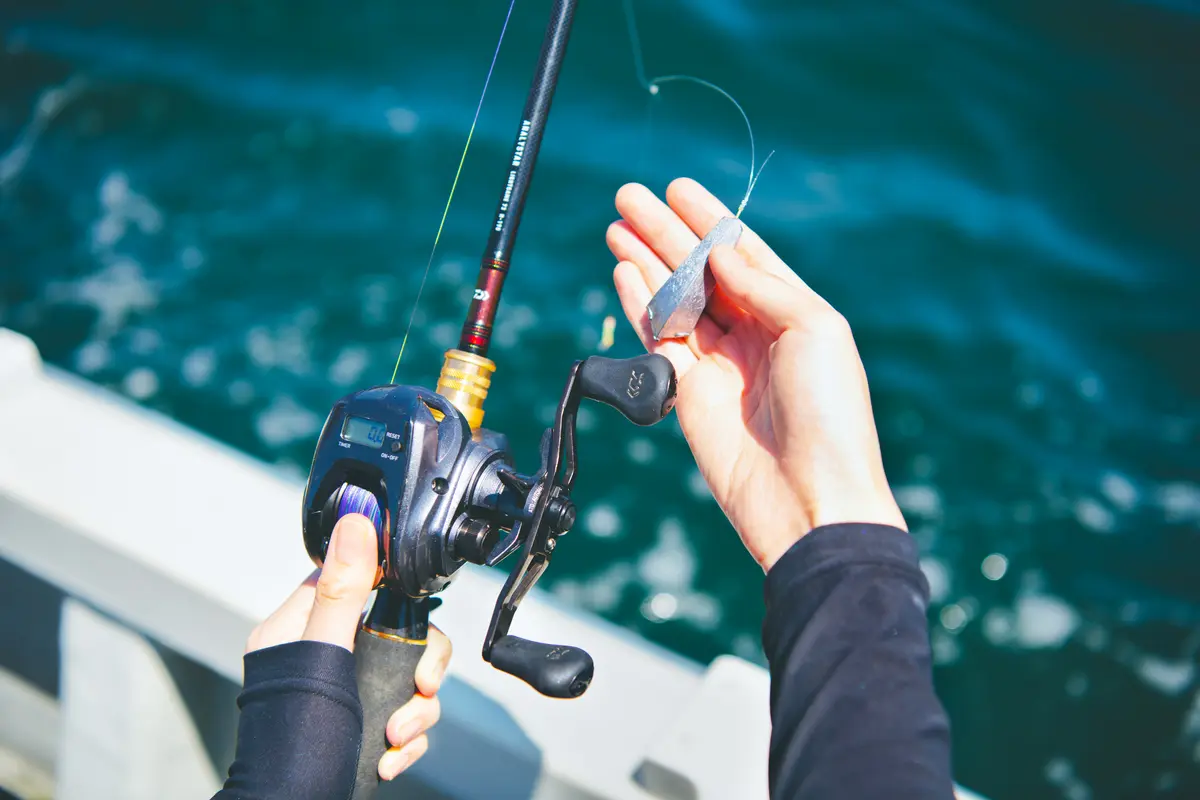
[57,599,221,800]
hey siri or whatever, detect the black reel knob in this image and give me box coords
[578,354,677,426]
[489,636,594,698]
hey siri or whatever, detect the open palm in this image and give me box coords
[607,179,905,569]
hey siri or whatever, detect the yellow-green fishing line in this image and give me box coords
[390,0,517,384]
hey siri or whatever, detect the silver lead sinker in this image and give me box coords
[647,217,743,340]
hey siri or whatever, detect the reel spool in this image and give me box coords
[328,482,384,538]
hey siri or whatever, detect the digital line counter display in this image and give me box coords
[341,416,387,449]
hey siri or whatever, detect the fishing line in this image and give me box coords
[390,0,518,384]
[624,0,653,93]
[625,1,659,181]
[621,0,774,218]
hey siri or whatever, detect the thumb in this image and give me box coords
[709,245,817,336]
[302,514,380,651]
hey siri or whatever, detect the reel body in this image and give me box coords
[303,384,511,599]
[302,353,677,698]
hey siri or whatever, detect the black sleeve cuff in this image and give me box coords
[239,639,363,724]
[215,640,364,800]
[762,522,927,658]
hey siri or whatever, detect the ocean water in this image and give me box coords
[1,1,1198,797]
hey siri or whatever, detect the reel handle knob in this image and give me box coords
[489,635,594,698]
[577,354,677,426]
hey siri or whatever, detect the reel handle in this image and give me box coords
[350,592,429,800]
[490,635,594,698]
[578,354,677,426]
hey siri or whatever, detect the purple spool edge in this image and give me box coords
[336,483,384,536]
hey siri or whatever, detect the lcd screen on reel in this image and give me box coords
[341,416,387,448]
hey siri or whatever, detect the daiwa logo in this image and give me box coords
[627,370,644,399]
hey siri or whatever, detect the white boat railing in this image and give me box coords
[0,327,984,800]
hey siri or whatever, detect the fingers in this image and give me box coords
[379,732,430,781]
[301,514,380,651]
[709,246,832,337]
[415,625,452,697]
[613,183,751,329]
[375,625,450,781]
[614,183,703,272]
[606,218,671,283]
[385,694,441,753]
[663,178,801,286]
[613,260,698,379]
[607,220,745,331]
[380,694,439,780]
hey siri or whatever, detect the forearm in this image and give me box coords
[213,641,362,800]
[762,523,954,799]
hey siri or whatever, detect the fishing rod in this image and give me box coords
[435,0,576,429]
[300,2,677,797]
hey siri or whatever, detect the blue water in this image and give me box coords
[1,1,1198,797]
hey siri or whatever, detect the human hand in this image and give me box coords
[247,514,453,779]
[607,179,906,571]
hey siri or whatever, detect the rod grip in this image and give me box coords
[351,627,426,800]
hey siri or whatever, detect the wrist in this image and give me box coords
[808,494,907,535]
[800,469,907,533]
[751,490,907,572]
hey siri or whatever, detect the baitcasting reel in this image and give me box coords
[302,4,650,795]
[302,353,676,699]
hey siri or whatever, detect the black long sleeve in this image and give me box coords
[212,640,363,800]
[762,523,954,799]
